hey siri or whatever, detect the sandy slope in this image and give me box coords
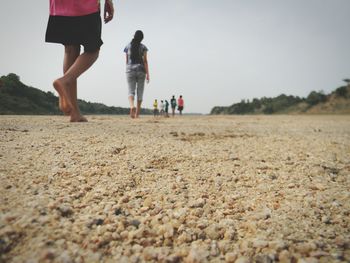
[0,115,349,262]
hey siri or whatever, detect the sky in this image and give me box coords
[0,0,349,114]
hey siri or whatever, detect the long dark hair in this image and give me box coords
[130,30,144,64]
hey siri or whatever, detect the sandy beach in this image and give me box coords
[0,115,349,262]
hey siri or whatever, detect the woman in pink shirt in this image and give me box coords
[45,0,114,122]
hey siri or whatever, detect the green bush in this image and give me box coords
[306,91,327,106]
[335,86,348,97]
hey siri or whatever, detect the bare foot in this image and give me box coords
[58,95,71,115]
[135,108,141,118]
[70,114,88,122]
[53,79,72,114]
[130,107,136,118]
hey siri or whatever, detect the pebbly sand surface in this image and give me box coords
[0,115,349,263]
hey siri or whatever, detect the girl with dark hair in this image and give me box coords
[124,30,150,118]
[45,0,114,122]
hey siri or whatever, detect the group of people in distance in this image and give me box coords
[153,95,184,117]
[45,0,156,121]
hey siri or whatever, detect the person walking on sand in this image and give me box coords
[153,99,158,117]
[159,100,165,116]
[164,100,169,117]
[178,95,184,115]
[124,30,150,118]
[170,95,177,117]
[45,0,114,122]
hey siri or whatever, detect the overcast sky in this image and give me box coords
[1,0,349,113]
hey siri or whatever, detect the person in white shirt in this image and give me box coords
[159,100,165,116]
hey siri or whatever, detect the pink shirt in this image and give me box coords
[178,98,184,107]
[50,0,100,16]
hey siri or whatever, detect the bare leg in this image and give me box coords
[60,45,79,115]
[128,96,136,118]
[135,100,142,118]
[54,49,99,122]
[63,46,88,122]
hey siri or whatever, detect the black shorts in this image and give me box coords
[45,12,103,52]
[178,106,184,111]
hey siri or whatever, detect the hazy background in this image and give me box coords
[1,0,349,114]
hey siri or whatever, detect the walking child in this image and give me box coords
[45,0,114,122]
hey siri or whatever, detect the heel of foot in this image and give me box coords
[130,108,136,118]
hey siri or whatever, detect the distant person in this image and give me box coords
[170,95,177,117]
[164,100,169,117]
[159,100,165,116]
[153,99,158,117]
[178,95,184,115]
[45,0,114,122]
[124,30,150,118]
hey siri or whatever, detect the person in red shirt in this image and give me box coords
[45,0,114,122]
[177,95,184,115]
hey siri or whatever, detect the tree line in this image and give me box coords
[0,73,152,115]
[211,80,350,115]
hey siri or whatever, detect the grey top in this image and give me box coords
[124,43,148,73]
